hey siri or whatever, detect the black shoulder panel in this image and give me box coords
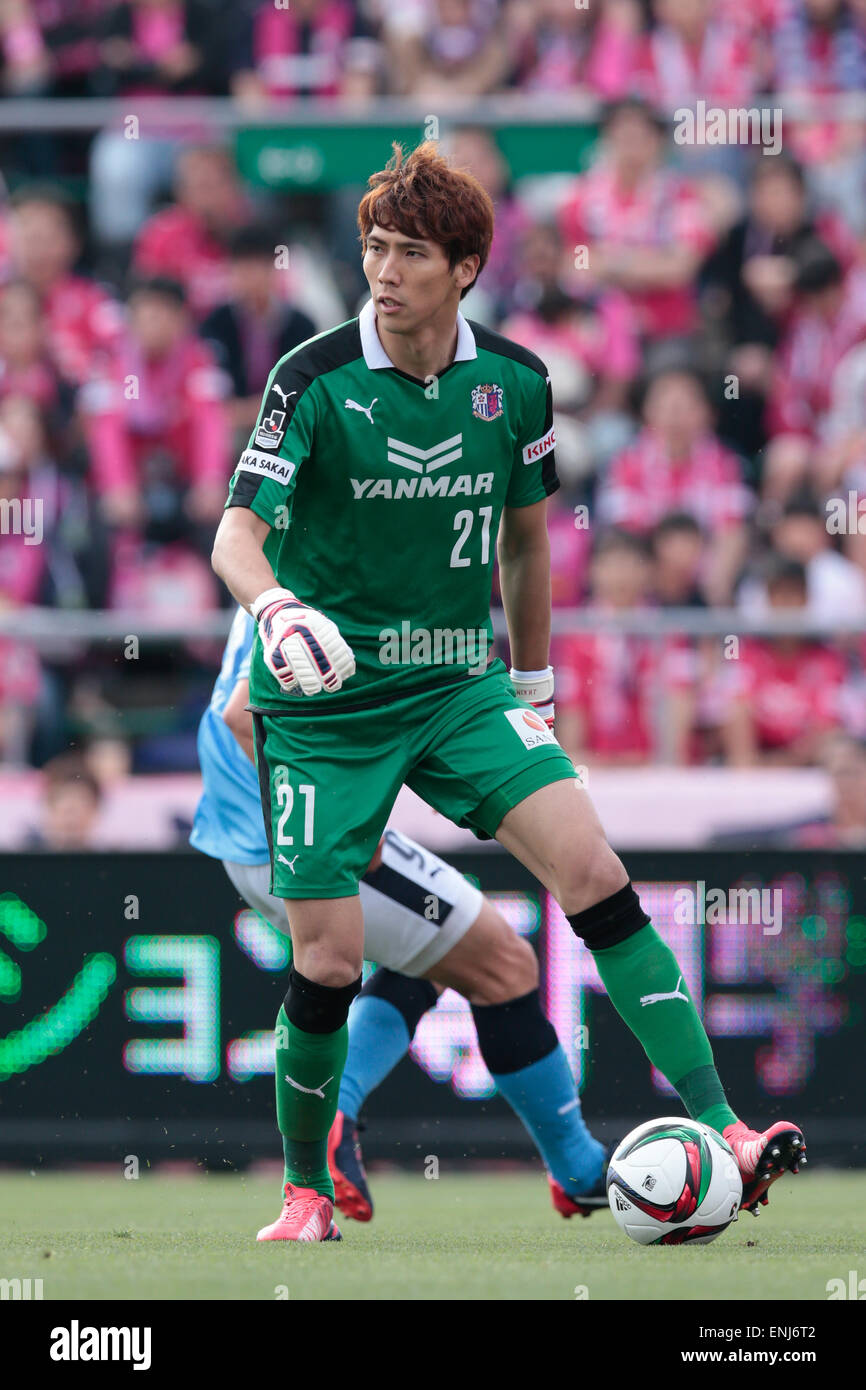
[467,320,549,381]
[264,318,364,432]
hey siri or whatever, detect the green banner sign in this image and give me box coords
[236,122,600,191]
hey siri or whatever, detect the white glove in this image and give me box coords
[252,587,356,696]
[510,665,555,729]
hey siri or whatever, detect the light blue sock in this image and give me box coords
[492,1046,606,1195]
[337,994,411,1122]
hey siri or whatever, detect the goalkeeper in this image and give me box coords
[212,141,804,1243]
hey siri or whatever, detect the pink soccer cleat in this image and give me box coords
[256,1182,342,1242]
[723,1119,806,1215]
[548,1174,608,1219]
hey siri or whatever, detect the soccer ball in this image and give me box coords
[606,1117,743,1246]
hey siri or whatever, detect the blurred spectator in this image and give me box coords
[790,730,866,846]
[505,0,640,97]
[81,276,231,545]
[24,0,112,97]
[635,0,759,105]
[774,0,866,231]
[509,221,568,315]
[0,280,75,441]
[234,0,382,104]
[447,127,529,322]
[545,490,592,608]
[91,0,244,96]
[201,224,316,440]
[701,156,858,458]
[764,241,866,505]
[597,366,752,603]
[0,408,42,764]
[502,284,639,482]
[650,511,706,607]
[0,393,101,606]
[556,526,698,765]
[131,146,253,319]
[559,98,716,342]
[738,490,866,620]
[818,341,866,582]
[25,750,103,848]
[0,0,51,95]
[383,0,509,99]
[7,185,124,384]
[720,555,847,765]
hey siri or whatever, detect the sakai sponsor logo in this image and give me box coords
[504,707,558,751]
[522,426,556,466]
[471,383,504,420]
[237,450,296,485]
[255,408,286,449]
[388,432,463,473]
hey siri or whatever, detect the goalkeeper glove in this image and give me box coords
[252,587,356,696]
[510,665,555,729]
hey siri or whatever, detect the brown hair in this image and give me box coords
[357,141,495,299]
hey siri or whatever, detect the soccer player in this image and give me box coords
[211,142,805,1243]
[190,605,611,1231]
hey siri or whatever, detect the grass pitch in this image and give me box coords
[0,1168,862,1301]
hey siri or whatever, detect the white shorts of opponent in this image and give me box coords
[223,827,482,978]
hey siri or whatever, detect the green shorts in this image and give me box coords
[250,658,578,898]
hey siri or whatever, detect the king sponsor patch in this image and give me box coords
[522,426,556,466]
[236,450,296,485]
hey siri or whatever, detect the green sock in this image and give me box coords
[274,1003,349,1198]
[591,924,738,1132]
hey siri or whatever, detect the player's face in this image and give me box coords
[363,224,477,334]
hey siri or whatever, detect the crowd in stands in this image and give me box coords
[1,0,866,789]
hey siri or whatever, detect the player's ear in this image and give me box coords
[455,254,480,294]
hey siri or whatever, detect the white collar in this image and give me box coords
[358,297,477,370]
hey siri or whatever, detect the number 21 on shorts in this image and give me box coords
[274,772,316,846]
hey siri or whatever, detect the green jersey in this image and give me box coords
[226,299,559,712]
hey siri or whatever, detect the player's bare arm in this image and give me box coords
[221,675,255,763]
[211,505,274,612]
[498,498,554,672]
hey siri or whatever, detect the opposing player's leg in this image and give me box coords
[495,778,805,1214]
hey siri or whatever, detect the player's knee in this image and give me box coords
[555,843,629,918]
[291,942,363,988]
[471,927,538,1005]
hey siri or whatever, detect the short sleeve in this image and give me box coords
[225,357,317,528]
[505,370,559,508]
